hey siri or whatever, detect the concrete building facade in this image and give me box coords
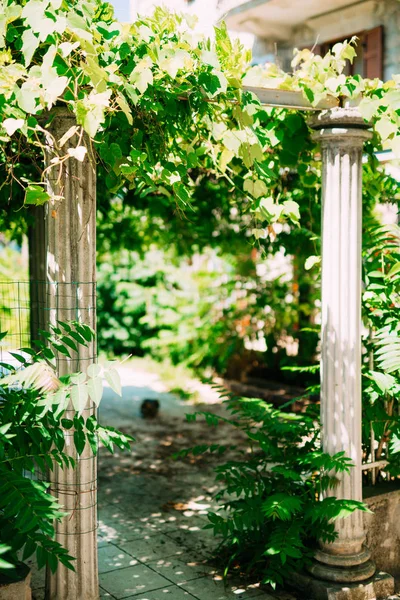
[222,0,400,80]
[129,0,400,80]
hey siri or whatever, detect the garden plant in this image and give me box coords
[179,388,369,588]
[0,0,399,589]
[0,321,132,577]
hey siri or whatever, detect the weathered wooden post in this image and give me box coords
[28,206,47,344]
[302,107,395,599]
[44,108,98,600]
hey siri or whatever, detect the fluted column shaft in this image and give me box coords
[309,108,374,583]
[44,110,98,600]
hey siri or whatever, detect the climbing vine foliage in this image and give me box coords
[0,0,399,228]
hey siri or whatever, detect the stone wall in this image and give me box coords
[364,484,400,580]
[375,0,400,81]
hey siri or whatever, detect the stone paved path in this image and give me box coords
[31,363,296,600]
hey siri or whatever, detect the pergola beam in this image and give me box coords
[243,86,339,110]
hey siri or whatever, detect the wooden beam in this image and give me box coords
[244,86,339,111]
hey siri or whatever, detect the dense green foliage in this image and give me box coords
[0,0,400,585]
[1,0,399,385]
[97,156,398,385]
[0,0,399,228]
[96,106,318,374]
[0,322,132,576]
[180,388,368,588]
[362,222,400,480]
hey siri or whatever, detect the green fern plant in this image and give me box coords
[0,322,133,578]
[178,386,367,588]
[362,223,400,479]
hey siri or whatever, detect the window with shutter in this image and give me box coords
[316,26,383,79]
[363,26,383,79]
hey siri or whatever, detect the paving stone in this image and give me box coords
[99,544,139,573]
[99,506,162,543]
[131,512,200,533]
[99,506,181,543]
[99,564,171,599]
[147,555,216,585]
[170,516,211,532]
[180,578,269,600]
[166,521,217,542]
[166,526,219,559]
[123,587,197,599]
[100,587,116,599]
[99,534,113,548]
[118,534,187,563]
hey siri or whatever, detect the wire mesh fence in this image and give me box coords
[0,281,31,356]
[0,280,97,491]
[0,280,96,365]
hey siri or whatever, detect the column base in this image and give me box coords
[287,570,394,600]
[308,547,376,583]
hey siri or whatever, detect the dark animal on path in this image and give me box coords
[140,398,160,419]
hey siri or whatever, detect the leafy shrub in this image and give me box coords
[362,222,400,480]
[96,250,164,356]
[180,388,368,588]
[0,322,132,577]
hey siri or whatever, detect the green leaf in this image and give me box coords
[21,28,39,66]
[388,262,400,278]
[24,185,51,206]
[73,429,86,456]
[70,382,89,413]
[243,178,267,199]
[87,376,103,406]
[75,323,94,343]
[60,336,78,353]
[263,494,303,521]
[173,182,191,206]
[282,200,300,222]
[131,67,153,95]
[2,118,25,136]
[305,255,321,271]
[104,366,121,396]
[52,343,71,358]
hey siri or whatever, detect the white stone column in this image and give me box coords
[44,109,98,599]
[308,108,375,583]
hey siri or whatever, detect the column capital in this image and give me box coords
[310,106,369,130]
[309,106,372,147]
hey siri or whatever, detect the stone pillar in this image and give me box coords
[44,109,98,600]
[308,108,375,584]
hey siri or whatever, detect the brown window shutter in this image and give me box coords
[363,26,383,79]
